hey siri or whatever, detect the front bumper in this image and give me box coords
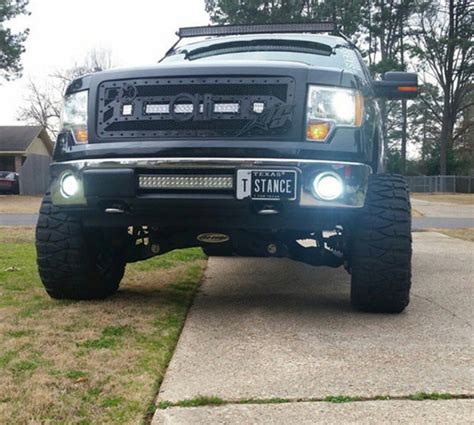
[49,157,371,229]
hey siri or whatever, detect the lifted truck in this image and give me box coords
[36,23,418,313]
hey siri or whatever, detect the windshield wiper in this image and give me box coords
[184,39,334,61]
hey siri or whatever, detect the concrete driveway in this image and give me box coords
[153,232,473,423]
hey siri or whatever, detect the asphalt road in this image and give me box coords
[153,232,473,424]
[412,217,474,229]
[412,198,474,219]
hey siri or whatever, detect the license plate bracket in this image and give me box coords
[236,169,298,201]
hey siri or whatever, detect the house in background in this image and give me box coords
[0,126,53,195]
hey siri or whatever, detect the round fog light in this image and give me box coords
[312,172,344,201]
[60,173,79,198]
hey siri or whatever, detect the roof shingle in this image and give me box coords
[0,126,46,152]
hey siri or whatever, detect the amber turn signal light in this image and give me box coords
[74,128,88,144]
[307,121,331,142]
[398,86,418,93]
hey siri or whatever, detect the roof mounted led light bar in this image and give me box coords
[160,22,340,62]
[177,22,336,38]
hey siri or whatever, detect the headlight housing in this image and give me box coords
[306,86,363,142]
[61,90,88,144]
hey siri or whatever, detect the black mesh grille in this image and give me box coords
[96,76,295,139]
[133,83,289,100]
[106,119,246,132]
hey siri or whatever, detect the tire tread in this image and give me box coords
[35,195,125,300]
[350,174,412,313]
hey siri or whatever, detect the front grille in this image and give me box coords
[96,77,296,139]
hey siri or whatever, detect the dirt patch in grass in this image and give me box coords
[411,193,474,205]
[412,209,423,218]
[0,227,35,244]
[0,196,42,214]
[0,229,207,424]
[424,228,474,242]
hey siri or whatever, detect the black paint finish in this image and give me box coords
[56,36,383,171]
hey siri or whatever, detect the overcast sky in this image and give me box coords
[0,0,210,125]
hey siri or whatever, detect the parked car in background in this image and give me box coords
[0,172,19,194]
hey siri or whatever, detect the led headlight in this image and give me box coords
[60,172,80,198]
[312,172,344,201]
[61,90,88,144]
[306,86,363,142]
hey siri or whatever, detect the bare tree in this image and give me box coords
[18,80,62,137]
[18,48,115,138]
[51,48,114,92]
[363,0,417,158]
[412,0,473,175]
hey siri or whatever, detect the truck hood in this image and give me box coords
[89,61,359,90]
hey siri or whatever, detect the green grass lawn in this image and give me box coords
[0,228,206,424]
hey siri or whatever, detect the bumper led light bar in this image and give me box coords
[139,175,234,190]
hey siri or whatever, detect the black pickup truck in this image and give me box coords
[36,23,418,313]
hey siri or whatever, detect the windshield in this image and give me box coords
[0,172,15,179]
[162,38,365,76]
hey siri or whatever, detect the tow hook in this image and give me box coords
[103,201,130,214]
[265,242,288,257]
[105,208,125,214]
[255,204,281,215]
[267,243,278,255]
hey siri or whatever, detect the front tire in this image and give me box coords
[349,174,412,313]
[36,195,127,300]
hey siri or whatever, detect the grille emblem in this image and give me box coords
[168,93,216,121]
[116,84,138,102]
[237,104,295,136]
[197,233,231,244]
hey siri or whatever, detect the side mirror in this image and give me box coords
[373,72,418,100]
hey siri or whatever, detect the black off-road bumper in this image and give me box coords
[49,157,371,231]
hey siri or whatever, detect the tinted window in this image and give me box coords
[163,45,364,76]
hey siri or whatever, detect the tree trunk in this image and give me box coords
[401,100,407,174]
[400,11,407,174]
[380,101,388,155]
[440,0,456,177]
[379,0,389,153]
[440,100,450,176]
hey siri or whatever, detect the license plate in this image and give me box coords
[236,169,298,201]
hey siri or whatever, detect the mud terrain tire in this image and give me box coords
[350,174,412,313]
[36,195,127,300]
